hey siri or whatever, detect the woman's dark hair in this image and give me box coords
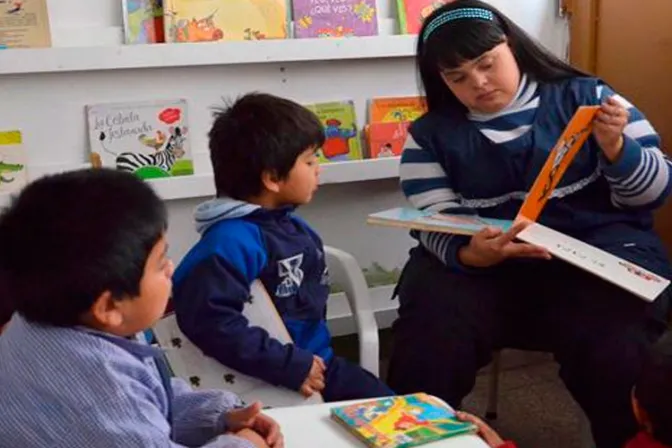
[417,0,589,112]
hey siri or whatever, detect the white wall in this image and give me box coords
[0,0,568,333]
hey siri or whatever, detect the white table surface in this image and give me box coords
[264,398,490,448]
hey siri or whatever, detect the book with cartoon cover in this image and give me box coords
[367,105,671,302]
[292,0,378,38]
[330,393,476,448]
[306,100,363,163]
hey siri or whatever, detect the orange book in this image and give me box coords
[517,105,599,221]
[366,122,409,158]
[369,96,426,123]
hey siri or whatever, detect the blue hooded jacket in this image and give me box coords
[171,198,333,391]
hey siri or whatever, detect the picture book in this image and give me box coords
[0,0,51,48]
[153,280,324,407]
[306,100,363,163]
[368,96,426,123]
[395,0,449,35]
[0,130,28,194]
[330,393,476,448]
[366,105,672,302]
[122,0,165,44]
[164,0,289,42]
[366,122,407,158]
[86,99,194,180]
[292,0,378,38]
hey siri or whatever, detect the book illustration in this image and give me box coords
[122,0,165,44]
[153,280,323,406]
[164,0,289,42]
[86,99,194,180]
[306,101,363,163]
[517,105,599,222]
[396,0,450,34]
[0,130,27,194]
[293,0,378,38]
[330,393,476,448]
[368,96,426,123]
[518,223,670,302]
[367,207,513,236]
[366,122,408,158]
[0,0,51,48]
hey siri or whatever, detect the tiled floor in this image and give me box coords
[332,331,594,448]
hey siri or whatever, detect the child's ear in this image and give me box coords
[261,170,282,193]
[89,291,124,328]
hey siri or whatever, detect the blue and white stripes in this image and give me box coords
[596,84,672,208]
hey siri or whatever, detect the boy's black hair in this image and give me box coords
[0,168,167,327]
[208,92,325,200]
[417,0,590,113]
[635,331,672,445]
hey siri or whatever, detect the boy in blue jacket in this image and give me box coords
[172,93,393,401]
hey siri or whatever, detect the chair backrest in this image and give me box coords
[153,280,324,407]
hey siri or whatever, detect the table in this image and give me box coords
[264,398,490,448]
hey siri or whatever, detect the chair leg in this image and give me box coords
[485,351,501,420]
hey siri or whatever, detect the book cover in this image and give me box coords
[368,96,426,123]
[293,0,378,38]
[122,0,165,44]
[164,0,289,42]
[306,100,363,163]
[365,122,409,159]
[0,130,27,194]
[0,0,51,48]
[86,99,194,179]
[396,0,449,35]
[330,393,476,448]
[367,207,513,236]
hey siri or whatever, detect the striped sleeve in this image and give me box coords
[596,84,672,209]
[399,132,473,270]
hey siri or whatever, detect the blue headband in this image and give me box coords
[422,7,495,43]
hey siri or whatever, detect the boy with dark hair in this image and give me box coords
[172,93,393,401]
[0,169,282,448]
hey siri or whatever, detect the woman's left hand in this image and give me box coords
[593,96,629,162]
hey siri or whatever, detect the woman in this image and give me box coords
[386,2,672,447]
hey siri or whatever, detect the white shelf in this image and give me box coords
[0,35,417,75]
[149,157,401,201]
[0,157,400,206]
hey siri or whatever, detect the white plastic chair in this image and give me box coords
[153,245,381,407]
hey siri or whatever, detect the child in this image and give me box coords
[454,332,672,448]
[0,169,283,448]
[387,1,672,448]
[171,93,393,402]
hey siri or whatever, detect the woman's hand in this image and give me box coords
[456,412,507,448]
[458,221,550,268]
[593,96,629,162]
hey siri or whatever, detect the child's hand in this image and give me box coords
[225,402,284,448]
[233,428,271,448]
[456,411,506,448]
[593,96,629,162]
[299,355,326,397]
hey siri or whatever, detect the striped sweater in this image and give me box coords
[400,75,672,271]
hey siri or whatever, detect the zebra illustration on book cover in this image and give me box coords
[86,99,194,179]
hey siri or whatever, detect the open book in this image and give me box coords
[153,280,324,407]
[368,106,670,302]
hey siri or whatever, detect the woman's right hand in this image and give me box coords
[458,221,551,268]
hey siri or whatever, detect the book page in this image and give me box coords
[0,0,50,48]
[518,222,670,302]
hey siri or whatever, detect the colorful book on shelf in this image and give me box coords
[306,100,363,163]
[153,280,323,406]
[0,130,28,194]
[368,96,426,123]
[396,0,451,35]
[330,393,476,448]
[85,98,194,179]
[367,105,671,302]
[365,122,408,159]
[364,96,426,158]
[122,0,165,44]
[0,0,51,48]
[292,0,378,38]
[164,0,289,42]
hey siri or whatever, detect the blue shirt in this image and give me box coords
[0,314,256,448]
